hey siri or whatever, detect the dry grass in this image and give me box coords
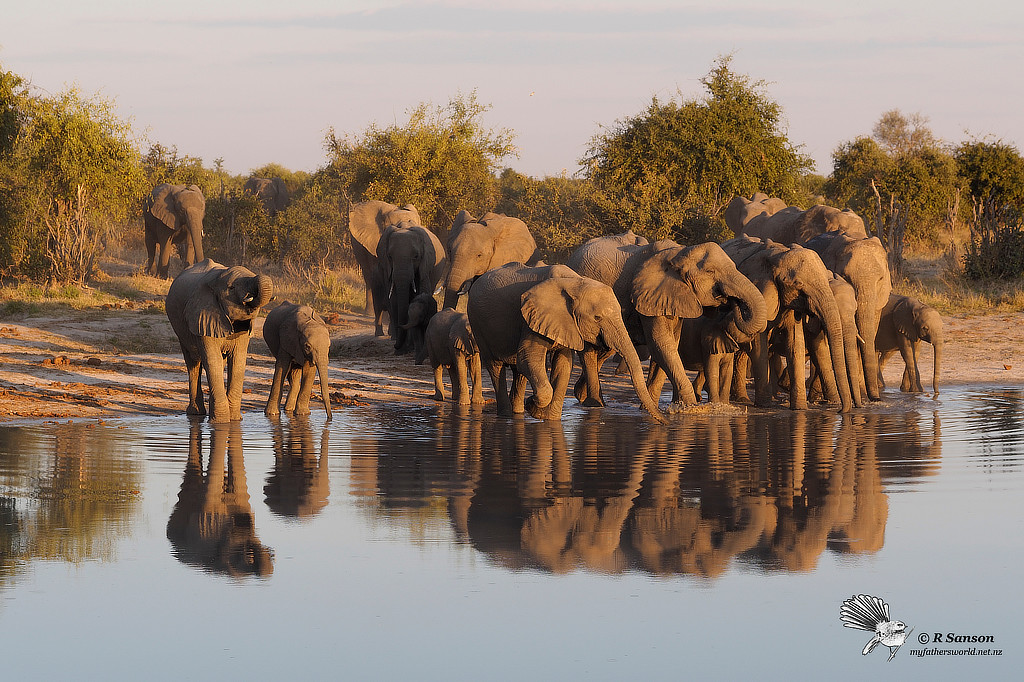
[894,249,1024,315]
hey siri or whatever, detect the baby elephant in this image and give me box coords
[401,292,438,365]
[425,309,484,405]
[263,302,333,419]
[875,293,943,394]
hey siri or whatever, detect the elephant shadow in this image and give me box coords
[166,421,274,578]
[264,415,331,519]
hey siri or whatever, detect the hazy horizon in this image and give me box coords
[4,0,1022,178]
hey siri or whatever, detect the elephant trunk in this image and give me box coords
[255,274,274,310]
[857,301,882,400]
[443,262,477,309]
[603,323,666,423]
[317,356,332,421]
[807,291,854,412]
[187,214,205,263]
[390,265,415,350]
[931,336,942,395]
[726,277,768,339]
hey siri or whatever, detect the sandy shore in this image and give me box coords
[1,306,1022,422]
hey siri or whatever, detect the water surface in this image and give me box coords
[1,386,1021,679]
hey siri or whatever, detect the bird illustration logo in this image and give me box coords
[839,594,912,661]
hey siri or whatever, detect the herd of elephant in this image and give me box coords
[147,182,943,424]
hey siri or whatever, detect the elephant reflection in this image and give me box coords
[347,405,940,578]
[264,416,330,519]
[167,422,273,577]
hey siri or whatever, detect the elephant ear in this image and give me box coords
[893,297,918,341]
[149,186,181,230]
[631,247,703,318]
[349,200,397,253]
[185,272,234,338]
[415,227,446,293]
[521,279,584,351]
[449,209,476,244]
[451,320,477,355]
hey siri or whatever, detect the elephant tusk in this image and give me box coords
[243,293,254,304]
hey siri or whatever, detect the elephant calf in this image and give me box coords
[425,309,484,405]
[401,292,438,365]
[876,293,942,394]
[263,302,333,420]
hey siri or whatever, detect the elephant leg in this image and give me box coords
[527,349,572,420]
[200,338,231,422]
[293,364,316,415]
[181,344,206,415]
[719,353,734,404]
[897,339,922,392]
[731,350,751,404]
[452,355,472,405]
[574,348,605,407]
[646,361,669,402]
[265,359,289,416]
[157,237,174,279]
[807,331,840,404]
[145,229,159,276]
[485,360,513,416]
[705,355,721,403]
[469,353,484,404]
[283,366,302,412]
[432,363,447,401]
[749,332,773,407]
[877,349,895,389]
[644,316,695,411]
[784,313,807,410]
[510,367,528,414]
[692,369,707,402]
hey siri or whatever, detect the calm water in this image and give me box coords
[1,386,1021,679]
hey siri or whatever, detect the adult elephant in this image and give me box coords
[144,183,206,278]
[804,273,867,406]
[724,193,788,235]
[567,235,766,411]
[243,177,289,216]
[740,204,868,245]
[804,232,892,401]
[376,222,446,354]
[466,262,664,422]
[722,236,855,412]
[166,259,274,422]
[876,293,943,394]
[443,210,540,310]
[348,200,423,336]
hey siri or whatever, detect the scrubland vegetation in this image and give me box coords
[2,56,1023,317]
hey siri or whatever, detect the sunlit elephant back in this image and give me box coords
[740,203,869,245]
[348,200,425,336]
[143,183,206,278]
[443,210,540,310]
[724,193,787,235]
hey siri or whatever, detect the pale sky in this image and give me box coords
[4,1,1022,178]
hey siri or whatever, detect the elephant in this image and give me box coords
[143,183,206,278]
[263,301,332,420]
[721,236,855,411]
[165,259,274,422]
[724,193,788,235]
[443,210,540,310]
[805,231,892,401]
[401,292,438,365]
[804,272,867,406]
[348,200,423,336]
[466,262,664,422]
[875,293,943,394]
[678,311,740,404]
[166,422,274,577]
[243,176,289,216]
[740,203,869,245]
[425,308,484,405]
[264,417,330,519]
[567,235,766,411]
[377,222,446,354]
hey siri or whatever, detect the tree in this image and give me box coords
[582,55,812,242]
[0,73,146,280]
[826,110,959,256]
[324,91,517,238]
[955,140,1024,279]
